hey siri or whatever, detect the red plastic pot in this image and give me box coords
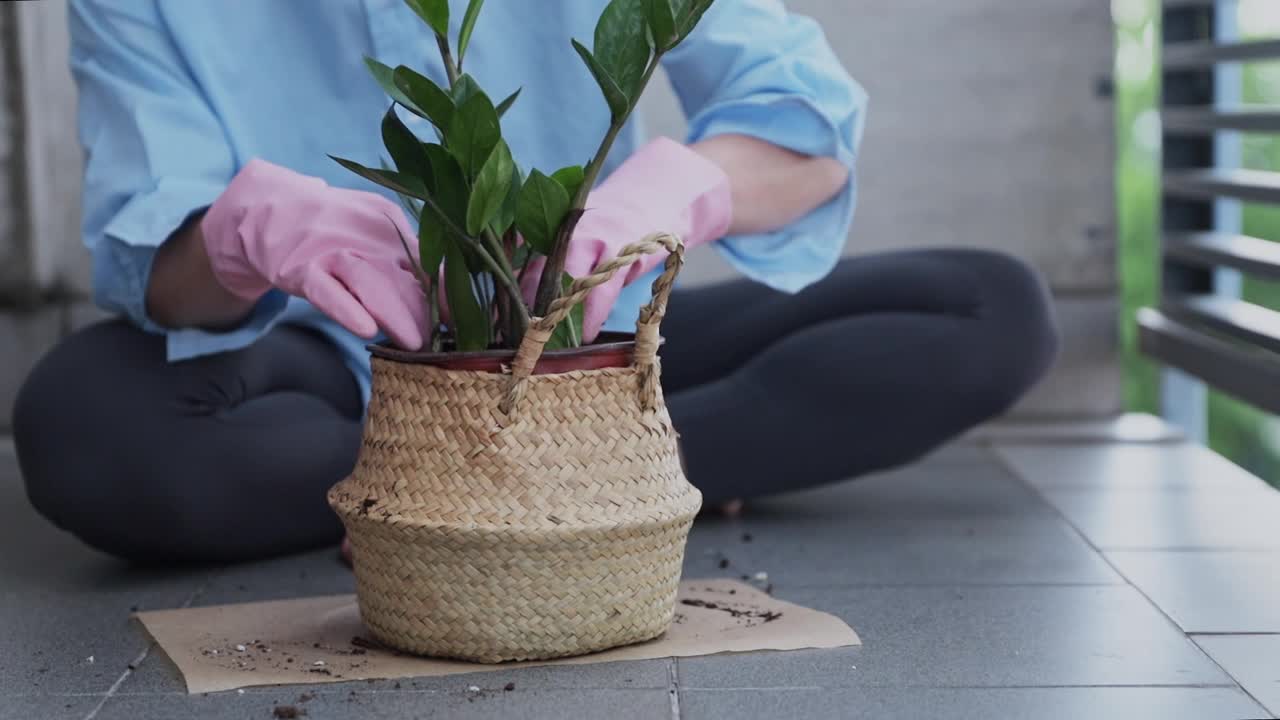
[367,331,651,375]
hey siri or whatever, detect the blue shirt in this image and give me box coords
[70,0,867,402]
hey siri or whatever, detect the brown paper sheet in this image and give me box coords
[135,579,860,694]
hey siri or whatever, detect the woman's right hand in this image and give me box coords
[200,159,428,350]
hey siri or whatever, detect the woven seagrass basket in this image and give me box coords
[329,232,702,663]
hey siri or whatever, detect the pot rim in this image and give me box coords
[367,330,653,365]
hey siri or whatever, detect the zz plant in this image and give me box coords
[332,0,715,352]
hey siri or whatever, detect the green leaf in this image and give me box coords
[551,165,586,200]
[673,0,716,40]
[443,237,490,351]
[450,74,482,105]
[593,0,653,101]
[421,144,470,229]
[495,87,522,118]
[418,205,445,277]
[545,274,585,350]
[515,170,571,255]
[330,156,428,199]
[380,158,425,218]
[457,0,485,66]
[392,66,455,131]
[381,106,432,181]
[404,0,449,37]
[492,164,523,236]
[572,40,628,119]
[448,90,501,180]
[645,0,678,49]
[465,140,514,236]
[364,58,426,117]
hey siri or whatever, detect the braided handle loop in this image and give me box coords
[499,232,685,418]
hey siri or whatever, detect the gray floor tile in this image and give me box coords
[196,548,356,605]
[681,687,1267,720]
[677,585,1231,688]
[1107,551,1280,633]
[0,694,100,720]
[905,442,995,465]
[968,413,1184,445]
[0,591,179,696]
[683,456,1120,586]
[1196,635,1280,718]
[685,512,1120,587]
[0,453,207,696]
[1042,488,1280,549]
[96,687,671,720]
[732,456,1057,524]
[997,442,1271,492]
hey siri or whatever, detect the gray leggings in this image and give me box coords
[12,249,1058,563]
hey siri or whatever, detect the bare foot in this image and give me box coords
[340,535,353,567]
[699,498,745,517]
[720,499,745,518]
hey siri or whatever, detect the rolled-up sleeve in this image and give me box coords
[70,0,287,345]
[661,0,867,291]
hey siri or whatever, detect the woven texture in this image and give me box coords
[329,233,702,663]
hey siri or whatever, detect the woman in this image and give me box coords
[13,0,1058,563]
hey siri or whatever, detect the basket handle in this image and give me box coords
[499,232,686,418]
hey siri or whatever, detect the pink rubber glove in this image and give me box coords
[202,159,427,350]
[524,137,732,341]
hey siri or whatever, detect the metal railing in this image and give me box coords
[1139,1,1280,415]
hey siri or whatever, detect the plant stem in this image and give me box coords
[501,229,523,345]
[432,32,530,346]
[435,34,460,86]
[429,276,442,352]
[532,52,665,317]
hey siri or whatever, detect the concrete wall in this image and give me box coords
[640,0,1121,416]
[0,0,1121,429]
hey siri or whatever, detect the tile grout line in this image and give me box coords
[1189,631,1280,637]
[667,658,681,719]
[81,572,217,720]
[982,442,1275,715]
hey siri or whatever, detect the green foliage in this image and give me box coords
[572,40,629,119]
[493,164,523,236]
[418,205,445,277]
[546,274,585,350]
[337,0,717,349]
[671,0,715,43]
[448,91,501,179]
[393,66,455,130]
[443,237,490,351]
[364,58,427,118]
[450,75,482,106]
[495,87,522,118]
[516,170,572,255]
[329,156,428,199]
[593,0,653,103]
[404,0,449,37]
[381,106,432,180]
[466,140,515,235]
[458,0,486,66]
[551,165,586,199]
[645,0,678,50]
